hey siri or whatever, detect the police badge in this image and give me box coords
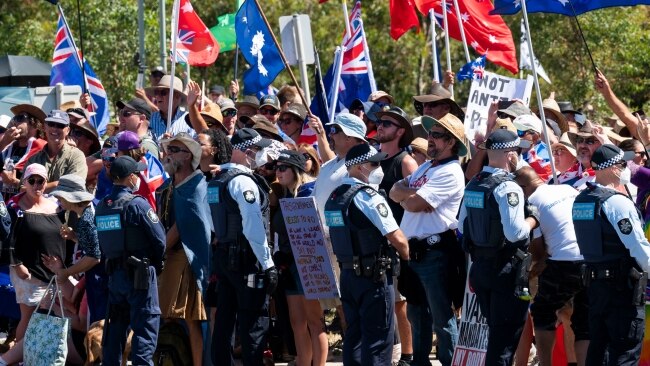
[377,203,389,218]
[243,190,256,203]
[0,202,7,217]
[147,209,159,224]
[617,218,633,235]
[507,192,519,207]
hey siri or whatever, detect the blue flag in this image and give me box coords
[457,55,486,82]
[492,0,650,16]
[50,13,110,136]
[235,0,285,95]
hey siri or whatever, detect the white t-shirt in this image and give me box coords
[311,157,348,224]
[529,184,583,261]
[400,160,465,239]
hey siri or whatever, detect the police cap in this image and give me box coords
[110,156,147,179]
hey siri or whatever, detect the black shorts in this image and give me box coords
[530,259,589,340]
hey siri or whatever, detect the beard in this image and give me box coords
[376,129,397,144]
[163,158,182,175]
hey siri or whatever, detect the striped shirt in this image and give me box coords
[149,108,194,139]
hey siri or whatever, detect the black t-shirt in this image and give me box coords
[379,150,408,224]
[14,211,66,282]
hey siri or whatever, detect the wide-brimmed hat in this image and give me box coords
[409,137,429,157]
[497,101,532,119]
[412,82,464,120]
[276,150,307,172]
[421,114,468,157]
[368,90,394,104]
[145,75,186,96]
[235,95,260,110]
[557,101,582,115]
[493,117,517,133]
[567,120,596,143]
[534,98,568,134]
[10,104,46,123]
[326,113,367,140]
[50,174,94,203]
[241,114,283,142]
[478,129,531,150]
[345,144,387,167]
[184,102,224,130]
[590,144,634,171]
[160,132,202,169]
[551,132,577,158]
[603,126,630,145]
[375,106,414,148]
[70,119,101,154]
[512,114,542,134]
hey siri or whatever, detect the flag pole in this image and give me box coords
[521,0,558,182]
[233,45,239,99]
[167,0,180,133]
[451,0,471,63]
[75,0,88,94]
[329,47,344,123]
[359,20,377,93]
[567,0,598,73]
[441,0,453,96]
[314,47,330,118]
[252,0,313,117]
[342,0,352,40]
[429,10,440,83]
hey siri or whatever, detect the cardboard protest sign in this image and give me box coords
[452,262,489,366]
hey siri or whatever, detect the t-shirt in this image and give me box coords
[528,184,583,261]
[26,143,88,183]
[400,159,465,239]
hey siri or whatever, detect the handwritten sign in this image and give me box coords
[452,261,488,366]
[280,197,340,300]
[463,71,533,143]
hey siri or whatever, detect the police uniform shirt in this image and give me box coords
[312,157,348,225]
[340,177,400,236]
[458,166,529,244]
[400,159,465,240]
[599,186,650,272]
[222,163,274,271]
[528,184,583,261]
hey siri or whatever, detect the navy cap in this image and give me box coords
[110,156,147,179]
[478,129,531,150]
[345,144,387,167]
[590,144,635,171]
[277,150,307,172]
[231,128,272,151]
[45,109,70,126]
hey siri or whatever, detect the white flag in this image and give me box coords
[520,19,551,84]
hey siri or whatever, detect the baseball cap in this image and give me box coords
[110,156,147,179]
[150,66,165,76]
[478,129,531,150]
[117,131,141,151]
[277,150,307,172]
[45,110,70,126]
[209,85,225,95]
[345,144,387,167]
[23,163,48,180]
[259,95,281,111]
[327,113,367,140]
[368,90,394,105]
[281,103,308,120]
[231,128,272,151]
[218,97,237,112]
[116,98,153,120]
[512,114,542,134]
[590,144,634,171]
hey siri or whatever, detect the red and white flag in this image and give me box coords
[172,0,219,66]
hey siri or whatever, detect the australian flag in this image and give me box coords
[457,55,486,81]
[310,1,377,120]
[235,0,285,95]
[492,0,650,16]
[50,13,109,136]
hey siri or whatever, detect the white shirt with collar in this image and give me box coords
[222,162,274,270]
[400,159,465,240]
[458,166,530,244]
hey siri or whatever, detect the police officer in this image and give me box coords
[572,144,650,365]
[95,156,165,366]
[458,129,539,366]
[324,143,410,365]
[208,128,278,366]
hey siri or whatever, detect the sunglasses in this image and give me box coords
[70,129,87,138]
[575,137,596,145]
[102,156,116,163]
[11,114,31,123]
[259,108,278,116]
[46,121,66,129]
[166,145,191,154]
[279,118,298,126]
[329,126,342,135]
[616,161,627,169]
[120,109,141,118]
[223,110,237,117]
[428,130,450,139]
[153,89,169,97]
[552,149,568,156]
[275,164,291,172]
[27,177,45,186]
[423,101,444,109]
[302,152,313,161]
[377,119,400,128]
[517,130,534,138]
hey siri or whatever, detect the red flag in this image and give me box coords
[390,0,421,40]
[414,0,518,74]
[174,0,219,66]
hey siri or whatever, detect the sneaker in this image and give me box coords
[393,360,411,366]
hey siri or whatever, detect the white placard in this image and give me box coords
[452,261,488,366]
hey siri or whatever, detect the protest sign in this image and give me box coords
[463,71,534,143]
[280,197,340,300]
[452,261,488,366]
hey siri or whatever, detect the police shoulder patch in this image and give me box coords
[147,209,159,224]
[243,190,256,203]
[618,218,633,235]
[376,203,389,218]
[0,202,7,217]
[363,187,377,197]
[507,192,519,207]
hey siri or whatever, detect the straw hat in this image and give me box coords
[551,132,577,158]
[409,137,429,156]
[145,75,186,96]
[421,113,468,157]
[184,102,224,130]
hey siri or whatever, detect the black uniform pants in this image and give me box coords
[212,251,269,366]
[469,257,529,366]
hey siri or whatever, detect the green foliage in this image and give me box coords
[0,0,648,121]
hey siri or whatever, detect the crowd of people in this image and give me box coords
[0,65,649,366]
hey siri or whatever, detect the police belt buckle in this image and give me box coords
[426,234,441,246]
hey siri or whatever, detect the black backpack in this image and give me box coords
[153,322,192,366]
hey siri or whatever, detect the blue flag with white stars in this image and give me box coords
[492,0,650,16]
[457,55,486,81]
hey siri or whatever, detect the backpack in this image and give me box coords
[153,322,192,366]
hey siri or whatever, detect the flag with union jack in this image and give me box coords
[171,0,219,66]
[173,29,194,63]
[50,11,110,136]
[457,54,486,81]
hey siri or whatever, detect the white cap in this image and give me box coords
[512,114,542,134]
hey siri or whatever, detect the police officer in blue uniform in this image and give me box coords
[458,129,539,366]
[208,128,279,366]
[95,156,166,366]
[324,143,410,366]
[572,144,650,365]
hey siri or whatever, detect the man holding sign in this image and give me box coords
[324,143,409,366]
